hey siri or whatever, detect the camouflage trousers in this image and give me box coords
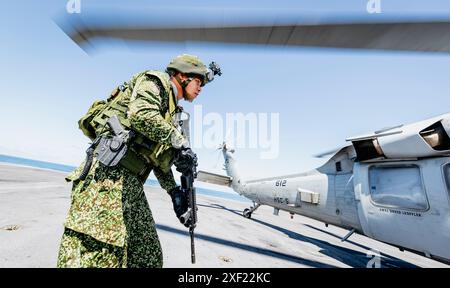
[57,163,163,268]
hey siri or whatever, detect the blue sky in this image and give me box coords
[2,0,450,183]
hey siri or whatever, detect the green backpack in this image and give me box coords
[77,85,124,140]
[78,100,107,140]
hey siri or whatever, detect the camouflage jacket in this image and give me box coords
[64,71,181,246]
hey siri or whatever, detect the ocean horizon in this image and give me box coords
[0,154,249,203]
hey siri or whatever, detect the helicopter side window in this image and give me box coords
[443,164,450,202]
[369,165,428,211]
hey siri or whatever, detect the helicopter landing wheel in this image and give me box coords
[243,208,252,219]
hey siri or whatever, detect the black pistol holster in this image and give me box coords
[97,115,135,167]
[97,115,151,182]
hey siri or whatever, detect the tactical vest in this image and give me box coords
[78,70,179,175]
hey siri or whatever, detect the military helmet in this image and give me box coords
[166,54,210,86]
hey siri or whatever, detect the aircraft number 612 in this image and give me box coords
[275,180,287,187]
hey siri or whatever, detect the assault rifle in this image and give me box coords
[178,149,198,264]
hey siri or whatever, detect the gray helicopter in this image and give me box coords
[198,112,450,263]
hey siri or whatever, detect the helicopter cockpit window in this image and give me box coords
[369,165,428,211]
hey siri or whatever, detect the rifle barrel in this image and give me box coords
[190,228,195,264]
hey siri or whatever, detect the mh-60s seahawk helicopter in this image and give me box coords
[56,6,450,263]
[198,112,450,264]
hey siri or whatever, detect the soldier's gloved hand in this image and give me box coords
[174,148,197,175]
[171,130,189,149]
[169,186,190,227]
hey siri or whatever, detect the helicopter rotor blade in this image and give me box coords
[58,17,450,53]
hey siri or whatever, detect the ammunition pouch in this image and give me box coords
[118,142,176,181]
[117,146,151,181]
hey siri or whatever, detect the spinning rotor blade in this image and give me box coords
[58,16,450,53]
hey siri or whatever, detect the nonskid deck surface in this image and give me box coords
[0,163,447,268]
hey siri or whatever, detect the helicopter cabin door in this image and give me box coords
[354,159,450,260]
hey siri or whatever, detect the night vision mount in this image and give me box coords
[206,61,222,83]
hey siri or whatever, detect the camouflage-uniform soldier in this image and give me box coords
[57,54,219,268]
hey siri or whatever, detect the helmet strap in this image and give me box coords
[175,74,192,88]
[175,74,193,97]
